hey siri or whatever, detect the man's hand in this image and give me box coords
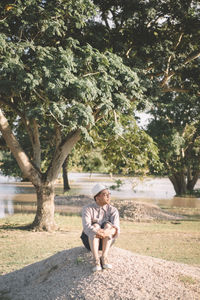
[96,227,116,239]
[96,229,106,239]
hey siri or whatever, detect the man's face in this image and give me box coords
[96,189,111,206]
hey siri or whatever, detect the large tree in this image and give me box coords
[147,93,200,195]
[88,0,200,194]
[0,0,143,230]
[90,0,200,95]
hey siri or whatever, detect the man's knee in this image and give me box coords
[103,222,112,229]
[93,223,101,230]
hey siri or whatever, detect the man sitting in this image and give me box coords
[81,183,120,271]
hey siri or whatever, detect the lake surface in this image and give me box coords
[0,173,200,218]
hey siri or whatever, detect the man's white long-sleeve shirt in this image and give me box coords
[82,202,120,239]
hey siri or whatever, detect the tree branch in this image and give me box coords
[55,124,62,150]
[32,119,41,169]
[146,13,168,28]
[184,51,200,65]
[0,98,23,118]
[33,89,46,101]
[49,110,68,127]
[0,97,34,145]
[46,129,81,182]
[101,11,111,30]
[164,32,184,83]
[0,96,42,166]
[162,87,189,93]
[162,86,200,95]
[126,47,132,58]
[0,109,41,184]
[82,71,101,77]
[93,107,104,122]
[161,50,200,87]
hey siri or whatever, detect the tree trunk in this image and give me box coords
[169,171,187,195]
[0,109,81,231]
[62,157,70,192]
[32,181,57,231]
[187,170,200,191]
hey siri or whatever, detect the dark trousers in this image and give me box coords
[80,222,109,251]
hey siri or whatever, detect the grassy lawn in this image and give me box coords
[117,220,200,266]
[0,213,200,275]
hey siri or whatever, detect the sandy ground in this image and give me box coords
[0,246,200,300]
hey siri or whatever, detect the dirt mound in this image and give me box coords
[0,247,200,300]
[114,200,183,222]
[55,195,182,221]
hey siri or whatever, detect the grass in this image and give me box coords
[117,220,200,266]
[0,212,200,275]
[179,275,197,285]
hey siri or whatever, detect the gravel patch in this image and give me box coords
[0,247,200,300]
[114,200,183,222]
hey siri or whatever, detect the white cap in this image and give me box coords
[91,183,107,198]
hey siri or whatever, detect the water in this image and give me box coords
[0,173,200,218]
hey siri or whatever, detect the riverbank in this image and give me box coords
[1,175,200,219]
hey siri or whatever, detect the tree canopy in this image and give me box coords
[86,0,200,194]
[0,0,145,230]
[85,0,200,100]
